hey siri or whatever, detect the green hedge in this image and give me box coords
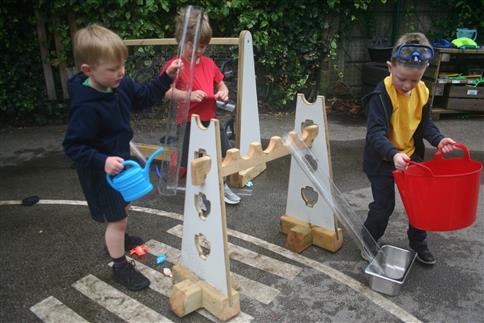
[1,0,482,125]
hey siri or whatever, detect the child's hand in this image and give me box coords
[105,156,124,175]
[438,137,456,154]
[393,152,410,170]
[166,59,183,79]
[215,81,229,101]
[190,90,207,102]
[215,88,229,102]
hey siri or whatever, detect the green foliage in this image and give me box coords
[1,0,482,124]
[427,0,484,41]
[0,0,47,125]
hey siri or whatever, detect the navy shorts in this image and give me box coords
[76,165,129,223]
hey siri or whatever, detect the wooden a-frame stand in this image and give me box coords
[126,30,264,187]
[170,117,239,321]
[173,95,341,320]
[280,94,343,253]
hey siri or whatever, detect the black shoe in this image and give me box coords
[112,260,150,291]
[410,242,436,265]
[124,233,144,252]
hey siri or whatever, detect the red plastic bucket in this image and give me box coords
[393,143,482,231]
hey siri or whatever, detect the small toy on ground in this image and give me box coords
[129,245,148,257]
[156,253,166,265]
[163,267,173,277]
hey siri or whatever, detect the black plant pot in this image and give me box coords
[368,47,393,63]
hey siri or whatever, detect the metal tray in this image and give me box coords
[364,245,417,296]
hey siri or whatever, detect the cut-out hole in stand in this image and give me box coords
[194,233,211,260]
[300,119,315,133]
[195,192,211,219]
[194,148,208,159]
[301,185,319,208]
[304,154,318,172]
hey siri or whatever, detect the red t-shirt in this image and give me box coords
[161,55,224,124]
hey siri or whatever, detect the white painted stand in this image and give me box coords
[230,30,266,187]
[282,94,342,253]
[236,31,261,156]
[170,115,240,321]
[180,117,232,295]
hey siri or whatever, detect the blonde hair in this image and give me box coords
[391,32,431,68]
[175,7,212,45]
[74,24,128,66]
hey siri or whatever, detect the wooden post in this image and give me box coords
[68,12,79,70]
[35,9,57,100]
[53,16,69,99]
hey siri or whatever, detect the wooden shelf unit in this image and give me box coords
[426,48,484,118]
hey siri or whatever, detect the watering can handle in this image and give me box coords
[105,160,141,187]
[434,143,470,161]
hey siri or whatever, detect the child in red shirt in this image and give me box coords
[161,7,240,205]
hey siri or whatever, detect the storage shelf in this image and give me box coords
[436,78,480,85]
[429,48,484,118]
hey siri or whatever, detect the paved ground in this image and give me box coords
[0,111,483,322]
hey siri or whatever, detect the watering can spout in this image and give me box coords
[144,147,165,177]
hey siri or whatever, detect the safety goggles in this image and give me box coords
[392,44,434,64]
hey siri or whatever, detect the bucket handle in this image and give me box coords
[407,160,434,175]
[434,143,470,161]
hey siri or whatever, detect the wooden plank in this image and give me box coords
[286,224,313,253]
[437,48,484,55]
[53,16,69,99]
[68,13,79,69]
[448,85,484,99]
[447,98,484,112]
[131,143,174,161]
[217,125,318,178]
[35,9,56,100]
[124,37,239,47]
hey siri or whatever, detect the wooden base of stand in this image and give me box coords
[170,264,240,321]
[280,215,343,253]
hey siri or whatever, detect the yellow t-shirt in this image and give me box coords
[384,76,429,156]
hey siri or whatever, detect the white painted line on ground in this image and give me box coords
[145,239,280,305]
[109,258,254,323]
[223,227,421,323]
[72,274,173,323]
[167,225,302,280]
[2,199,421,322]
[0,200,22,205]
[30,296,89,323]
[38,200,88,206]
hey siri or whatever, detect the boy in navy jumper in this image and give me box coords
[362,33,456,265]
[63,24,181,290]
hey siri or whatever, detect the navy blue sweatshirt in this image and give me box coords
[363,81,444,176]
[63,72,172,169]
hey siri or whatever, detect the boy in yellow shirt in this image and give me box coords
[362,32,456,265]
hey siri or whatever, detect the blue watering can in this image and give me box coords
[106,147,164,202]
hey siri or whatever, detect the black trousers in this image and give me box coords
[364,162,427,244]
